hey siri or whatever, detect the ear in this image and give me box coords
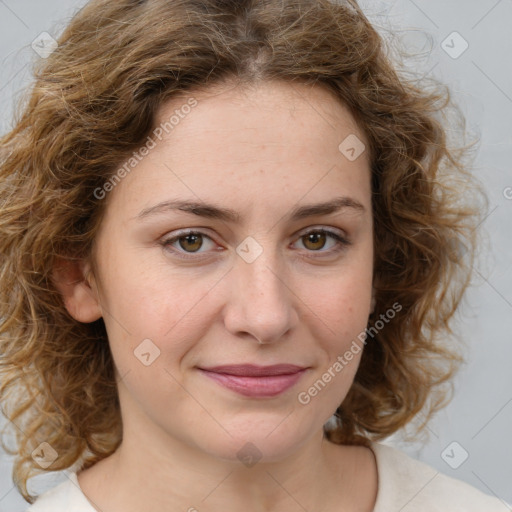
[51,256,103,323]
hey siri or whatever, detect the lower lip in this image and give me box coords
[199,369,306,397]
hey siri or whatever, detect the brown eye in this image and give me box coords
[294,228,350,255]
[177,233,203,252]
[302,231,328,251]
[161,230,217,259]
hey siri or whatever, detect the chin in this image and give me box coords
[191,413,319,465]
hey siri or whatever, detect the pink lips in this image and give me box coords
[198,364,307,397]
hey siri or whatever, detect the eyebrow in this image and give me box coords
[135,196,366,223]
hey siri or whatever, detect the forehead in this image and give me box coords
[155,79,367,152]
[104,79,372,225]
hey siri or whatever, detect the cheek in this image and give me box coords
[296,267,372,340]
[97,237,205,329]
[97,258,222,374]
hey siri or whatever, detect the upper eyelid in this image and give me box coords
[162,226,349,252]
[295,225,347,238]
[163,225,347,243]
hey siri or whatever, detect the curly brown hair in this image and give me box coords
[0,0,488,504]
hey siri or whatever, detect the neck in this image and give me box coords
[78,421,372,512]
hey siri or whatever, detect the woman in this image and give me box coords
[0,0,507,510]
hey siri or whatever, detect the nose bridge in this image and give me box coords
[224,240,298,343]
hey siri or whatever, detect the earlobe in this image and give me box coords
[51,256,103,323]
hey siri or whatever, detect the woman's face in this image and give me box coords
[82,80,374,463]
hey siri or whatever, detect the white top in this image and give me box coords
[25,442,510,511]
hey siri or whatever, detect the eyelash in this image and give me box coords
[159,227,351,261]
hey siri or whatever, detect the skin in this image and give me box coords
[53,79,378,512]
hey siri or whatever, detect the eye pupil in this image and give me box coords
[303,232,326,250]
[179,234,203,252]
[167,229,343,259]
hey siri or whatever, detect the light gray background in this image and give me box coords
[0,0,511,510]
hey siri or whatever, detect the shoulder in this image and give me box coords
[24,472,96,512]
[370,442,510,512]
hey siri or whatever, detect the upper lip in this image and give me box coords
[198,364,307,377]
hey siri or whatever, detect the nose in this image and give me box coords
[222,246,299,345]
